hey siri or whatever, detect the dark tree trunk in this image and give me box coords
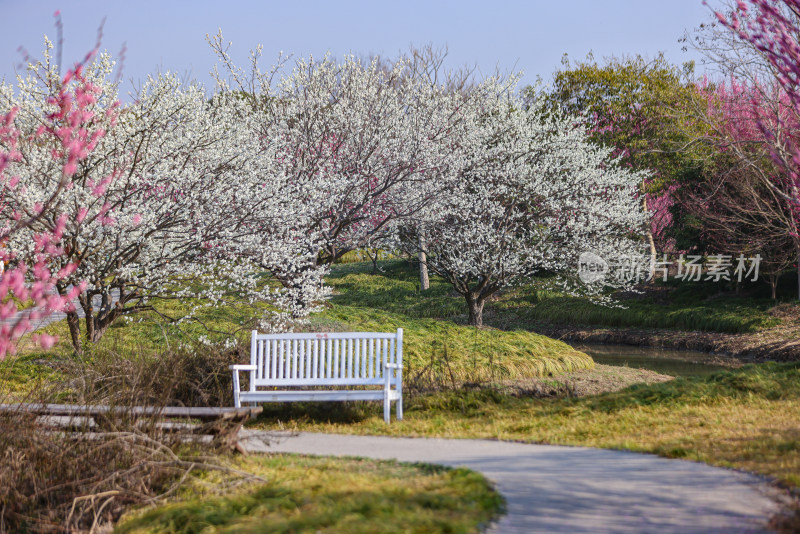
[465,295,484,327]
[90,312,116,344]
[66,311,82,354]
[84,306,95,345]
[769,273,778,301]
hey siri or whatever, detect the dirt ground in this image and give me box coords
[500,364,673,397]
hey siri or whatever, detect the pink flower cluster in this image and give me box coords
[713,0,800,233]
[0,53,119,358]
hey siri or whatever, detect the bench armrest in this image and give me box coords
[385,363,403,370]
[229,364,258,371]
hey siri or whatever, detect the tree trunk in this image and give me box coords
[91,319,112,344]
[418,233,429,291]
[85,309,95,345]
[769,273,778,301]
[66,311,82,354]
[643,196,657,281]
[465,295,484,327]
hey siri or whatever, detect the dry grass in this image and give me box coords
[500,364,673,397]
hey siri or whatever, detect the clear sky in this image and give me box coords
[0,0,723,97]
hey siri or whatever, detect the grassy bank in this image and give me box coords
[493,280,785,334]
[508,292,779,333]
[315,261,594,383]
[329,259,787,335]
[9,261,592,394]
[116,455,502,534]
[251,362,800,489]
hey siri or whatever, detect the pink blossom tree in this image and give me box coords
[0,41,117,358]
[708,0,800,297]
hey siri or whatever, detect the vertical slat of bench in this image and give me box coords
[342,338,348,379]
[340,339,345,379]
[364,339,372,378]
[346,338,352,379]
[356,338,361,378]
[263,340,271,380]
[325,338,331,379]
[343,338,349,379]
[303,339,314,378]
[355,338,360,378]
[353,338,358,379]
[312,339,318,379]
[291,340,295,378]
[381,338,387,378]
[291,339,297,379]
[367,338,373,378]
[285,340,291,379]
[298,339,305,379]
[257,339,264,384]
[262,340,269,381]
[363,338,369,378]
[258,340,264,380]
[278,339,289,384]
[389,335,395,371]
[360,338,365,378]
[275,340,281,379]
[270,339,277,379]
[359,338,365,378]
[250,331,258,392]
[333,338,340,379]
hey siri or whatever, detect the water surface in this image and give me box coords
[569,343,735,377]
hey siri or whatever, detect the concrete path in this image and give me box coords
[240,431,784,534]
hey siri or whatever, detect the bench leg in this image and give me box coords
[383,392,390,424]
[397,396,403,421]
[232,370,241,408]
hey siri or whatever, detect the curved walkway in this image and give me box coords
[240,431,783,534]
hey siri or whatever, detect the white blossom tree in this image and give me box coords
[210,34,463,269]
[402,81,648,326]
[2,43,328,352]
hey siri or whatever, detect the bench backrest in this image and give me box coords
[249,329,403,387]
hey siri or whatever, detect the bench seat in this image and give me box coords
[231,329,403,423]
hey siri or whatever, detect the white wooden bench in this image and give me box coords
[230,329,403,423]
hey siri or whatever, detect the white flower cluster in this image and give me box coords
[1,37,649,343]
[1,46,329,347]
[393,81,649,324]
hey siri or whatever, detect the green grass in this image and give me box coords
[251,362,800,488]
[115,455,503,534]
[328,259,786,334]
[506,289,780,333]
[27,290,270,359]
[316,305,592,385]
[316,261,593,383]
[19,261,591,386]
[0,353,60,397]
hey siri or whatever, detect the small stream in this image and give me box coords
[568,343,736,377]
